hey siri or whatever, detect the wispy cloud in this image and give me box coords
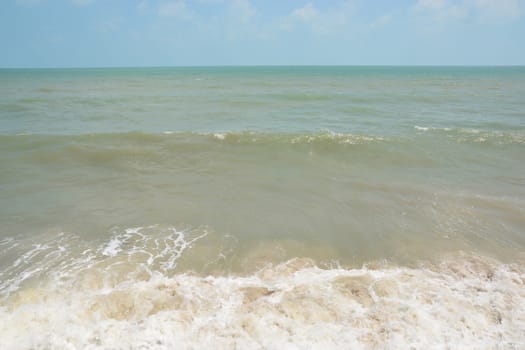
[292,3,319,21]
[285,1,358,35]
[228,0,256,23]
[137,0,150,13]
[370,14,393,29]
[468,0,523,21]
[413,0,467,20]
[413,0,524,21]
[158,0,193,20]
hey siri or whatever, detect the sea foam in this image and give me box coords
[0,228,524,349]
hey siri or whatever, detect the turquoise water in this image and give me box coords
[1,67,524,349]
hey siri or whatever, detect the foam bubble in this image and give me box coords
[0,253,524,349]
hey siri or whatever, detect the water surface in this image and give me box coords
[1,66,524,349]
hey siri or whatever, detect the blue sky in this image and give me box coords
[1,0,524,67]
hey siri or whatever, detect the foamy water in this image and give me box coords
[0,227,524,349]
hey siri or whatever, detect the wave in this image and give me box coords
[0,227,524,349]
[3,127,525,145]
[0,131,387,150]
[1,130,522,183]
[413,125,525,144]
[0,131,392,168]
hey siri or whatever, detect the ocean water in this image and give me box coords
[0,66,524,349]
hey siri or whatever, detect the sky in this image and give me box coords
[1,0,524,67]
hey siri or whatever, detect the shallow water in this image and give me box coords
[1,66,524,349]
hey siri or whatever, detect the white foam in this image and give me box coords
[290,132,384,145]
[0,226,208,300]
[101,237,123,257]
[0,254,524,349]
[414,125,456,132]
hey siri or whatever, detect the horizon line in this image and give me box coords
[1,64,525,70]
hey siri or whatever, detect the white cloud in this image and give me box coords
[292,3,319,21]
[413,0,524,21]
[158,0,193,19]
[286,1,357,35]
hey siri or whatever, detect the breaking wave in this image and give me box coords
[0,227,524,349]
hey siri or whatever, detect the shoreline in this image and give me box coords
[1,252,524,349]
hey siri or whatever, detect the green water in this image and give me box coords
[2,66,524,135]
[1,67,524,266]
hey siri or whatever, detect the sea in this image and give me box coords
[0,66,524,349]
